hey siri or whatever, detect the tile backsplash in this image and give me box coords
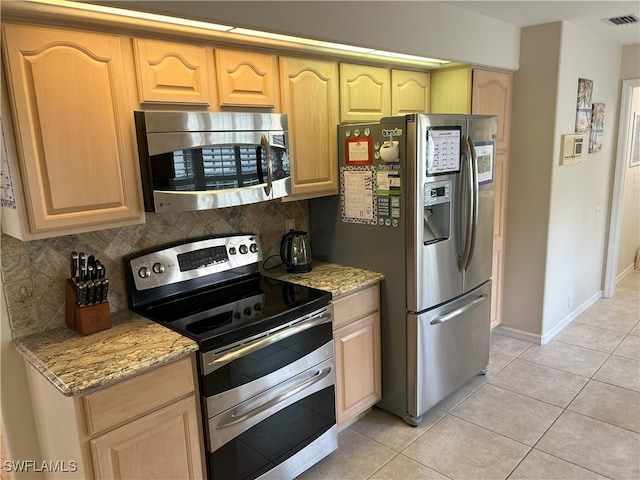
[1,200,309,339]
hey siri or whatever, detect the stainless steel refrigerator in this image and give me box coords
[310,114,497,425]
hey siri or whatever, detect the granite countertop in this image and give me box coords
[262,261,384,298]
[13,310,198,397]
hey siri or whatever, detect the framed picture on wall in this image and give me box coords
[631,113,640,167]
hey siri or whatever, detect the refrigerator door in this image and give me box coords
[407,114,467,313]
[463,116,497,293]
[407,281,491,422]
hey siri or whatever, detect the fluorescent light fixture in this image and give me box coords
[371,50,451,65]
[41,0,234,31]
[230,28,373,53]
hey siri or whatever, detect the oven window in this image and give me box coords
[151,144,290,192]
[202,322,332,397]
[209,386,335,480]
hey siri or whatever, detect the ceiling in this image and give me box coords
[78,1,640,47]
[444,1,640,45]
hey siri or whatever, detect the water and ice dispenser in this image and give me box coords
[423,180,451,244]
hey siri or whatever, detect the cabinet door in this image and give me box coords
[334,312,381,426]
[429,66,472,114]
[340,64,390,122]
[391,70,430,115]
[279,57,339,198]
[472,68,512,155]
[215,49,277,107]
[2,24,143,233]
[471,69,512,327]
[133,38,211,105]
[90,396,204,480]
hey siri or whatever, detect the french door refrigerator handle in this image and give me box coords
[429,294,487,325]
[466,136,480,269]
[459,136,474,271]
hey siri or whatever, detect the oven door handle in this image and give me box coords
[216,366,333,429]
[205,312,332,373]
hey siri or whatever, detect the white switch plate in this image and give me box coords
[560,134,584,165]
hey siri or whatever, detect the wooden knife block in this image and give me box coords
[65,279,111,335]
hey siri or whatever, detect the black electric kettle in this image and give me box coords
[280,230,313,273]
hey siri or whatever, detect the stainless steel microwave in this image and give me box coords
[134,111,291,213]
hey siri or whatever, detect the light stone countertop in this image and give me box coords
[262,261,384,298]
[14,262,379,397]
[13,310,198,397]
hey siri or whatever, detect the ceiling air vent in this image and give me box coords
[603,14,640,26]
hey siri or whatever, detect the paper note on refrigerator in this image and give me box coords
[342,168,375,222]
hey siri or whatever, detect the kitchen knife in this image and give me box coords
[70,252,79,282]
[101,279,109,303]
[95,278,104,303]
[87,255,95,270]
[88,265,96,281]
[77,282,87,307]
[87,280,95,305]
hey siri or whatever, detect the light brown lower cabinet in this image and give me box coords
[25,355,204,479]
[332,284,382,426]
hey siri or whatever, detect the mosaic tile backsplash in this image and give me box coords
[1,200,309,339]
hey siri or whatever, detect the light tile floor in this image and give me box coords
[300,271,640,480]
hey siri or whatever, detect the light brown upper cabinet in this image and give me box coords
[1,23,144,235]
[340,64,391,122]
[391,70,431,115]
[279,57,339,199]
[215,49,278,107]
[471,69,512,155]
[133,38,212,105]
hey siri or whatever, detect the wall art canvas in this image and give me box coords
[589,103,605,153]
[575,78,593,133]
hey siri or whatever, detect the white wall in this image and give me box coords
[502,23,561,336]
[617,84,640,276]
[543,22,622,337]
[503,21,623,341]
[617,45,640,276]
[94,0,521,70]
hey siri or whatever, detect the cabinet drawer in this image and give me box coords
[82,356,195,435]
[332,284,380,330]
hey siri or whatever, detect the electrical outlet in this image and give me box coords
[568,292,574,308]
[285,219,295,232]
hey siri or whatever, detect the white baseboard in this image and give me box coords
[617,264,635,284]
[494,290,603,346]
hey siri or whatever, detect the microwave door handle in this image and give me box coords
[261,134,273,196]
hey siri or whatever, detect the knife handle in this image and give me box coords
[101,279,109,303]
[71,251,79,281]
[95,279,104,303]
[77,283,87,307]
[87,281,95,305]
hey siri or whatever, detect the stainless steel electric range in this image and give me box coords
[124,234,337,480]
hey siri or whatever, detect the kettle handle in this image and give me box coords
[280,230,295,268]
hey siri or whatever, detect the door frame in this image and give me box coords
[604,78,640,297]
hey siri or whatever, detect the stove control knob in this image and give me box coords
[152,263,165,274]
[229,247,237,255]
[244,307,253,316]
[250,243,258,253]
[239,244,249,254]
[138,266,151,278]
[254,303,262,312]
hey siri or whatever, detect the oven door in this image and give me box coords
[200,306,337,480]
